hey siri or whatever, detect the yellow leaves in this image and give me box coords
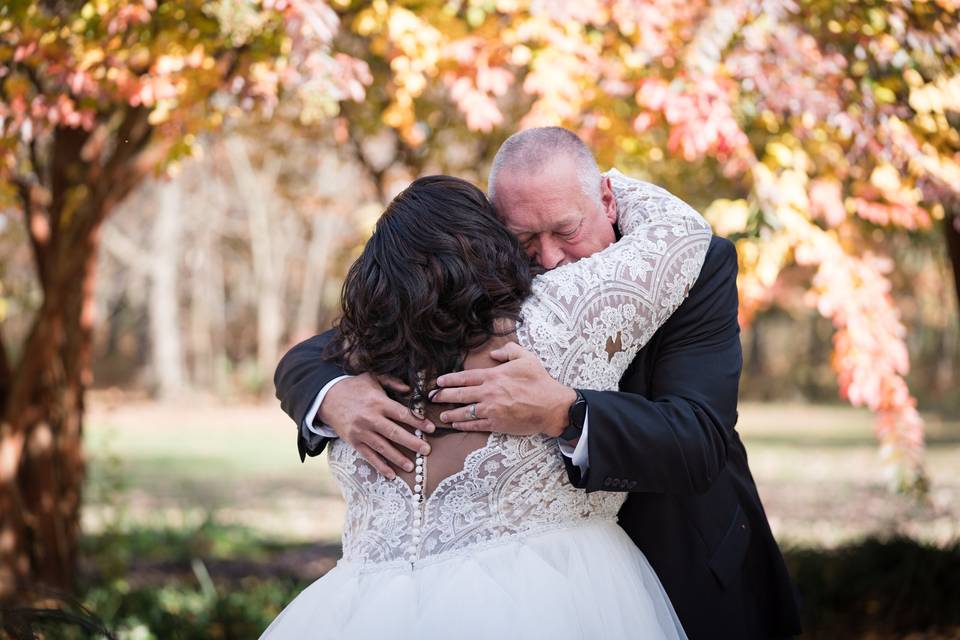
[147,101,173,125]
[764,137,809,174]
[766,141,794,168]
[873,85,896,104]
[754,233,793,287]
[510,44,532,66]
[909,73,960,115]
[2,73,31,99]
[704,198,750,236]
[354,10,381,36]
[869,163,901,193]
[867,164,927,228]
[903,68,924,88]
[759,109,779,133]
[79,48,105,70]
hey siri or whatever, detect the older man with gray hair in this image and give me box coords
[274,127,801,639]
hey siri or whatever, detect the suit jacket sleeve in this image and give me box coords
[566,237,742,495]
[273,329,346,461]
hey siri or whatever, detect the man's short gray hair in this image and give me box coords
[488,127,602,204]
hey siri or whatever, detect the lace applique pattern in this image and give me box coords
[329,170,712,566]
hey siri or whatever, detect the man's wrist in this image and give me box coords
[311,375,352,432]
[546,386,578,438]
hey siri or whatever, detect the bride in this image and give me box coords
[261,170,711,639]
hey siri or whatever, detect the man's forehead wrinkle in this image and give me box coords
[503,194,575,234]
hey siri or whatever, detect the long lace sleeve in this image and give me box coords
[516,169,712,390]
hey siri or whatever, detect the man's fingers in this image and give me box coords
[436,368,488,389]
[377,419,431,455]
[354,444,397,480]
[439,404,484,425]
[450,418,494,433]
[384,402,436,433]
[489,341,527,363]
[377,374,411,394]
[363,432,415,472]
[430,387,484,405]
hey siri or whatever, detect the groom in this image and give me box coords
[274,127,801,638]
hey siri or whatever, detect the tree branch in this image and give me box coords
[0,322,11,416]
[14,178,51,290]
[945,207,960,320]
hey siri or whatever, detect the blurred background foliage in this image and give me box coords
[0,0,958,637]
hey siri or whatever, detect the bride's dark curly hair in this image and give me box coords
[325,175,533,399]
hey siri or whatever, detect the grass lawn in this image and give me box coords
[31,397,952,639]
[84,397,960,549]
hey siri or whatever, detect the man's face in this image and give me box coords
[492,156,617,270]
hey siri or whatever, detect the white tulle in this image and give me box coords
[261,520,686,640]
[260,171,711,639]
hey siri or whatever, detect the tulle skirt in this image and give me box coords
[260,519,686,639]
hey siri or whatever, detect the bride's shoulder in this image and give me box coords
[603,167,676,198]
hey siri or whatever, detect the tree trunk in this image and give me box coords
[188,204,229,393]
[149,180,186,399]
[225,137,286,390]
[1,108,160,601]
[0,225,99,600]
[292,212,339,341]
[946,208,960,318]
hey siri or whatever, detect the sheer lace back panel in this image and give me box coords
[328,170,712,567]
[393,333,514,498]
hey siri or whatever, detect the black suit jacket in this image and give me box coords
[274,236,802,639]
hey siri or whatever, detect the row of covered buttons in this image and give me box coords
[408,428,425,563]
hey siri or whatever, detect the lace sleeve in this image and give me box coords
[515,169,712,390]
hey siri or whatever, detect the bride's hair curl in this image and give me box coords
[325,175,533,401]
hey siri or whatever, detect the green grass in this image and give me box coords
[83,398,960,548]
[45,398,957,639]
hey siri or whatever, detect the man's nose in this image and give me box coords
[539,238,566,270]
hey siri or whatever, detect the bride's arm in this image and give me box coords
[515,170,712,390]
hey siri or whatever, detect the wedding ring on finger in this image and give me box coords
[467,403,479,421]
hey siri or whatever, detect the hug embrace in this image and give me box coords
[266,127,802,639]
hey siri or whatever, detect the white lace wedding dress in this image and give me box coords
[261,170,712,639]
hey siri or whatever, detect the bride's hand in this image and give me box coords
[318,373,435,479]
[432,343,576,438]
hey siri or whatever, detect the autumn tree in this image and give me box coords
[327,0,958,491]
[0,0,368,598]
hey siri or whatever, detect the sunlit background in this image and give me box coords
[1,0,958,637]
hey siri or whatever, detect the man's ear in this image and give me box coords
[600,176,617,224]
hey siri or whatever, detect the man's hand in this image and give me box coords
[318,373,435,479]
[431,343,576,437]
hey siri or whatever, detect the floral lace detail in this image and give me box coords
[328,170,712,567]
[515,169,712,390]
[329,432,623,564]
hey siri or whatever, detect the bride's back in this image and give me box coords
[325,175,536,497]
[396,331,516,496]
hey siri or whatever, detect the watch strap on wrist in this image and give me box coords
[561,389,587,441]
